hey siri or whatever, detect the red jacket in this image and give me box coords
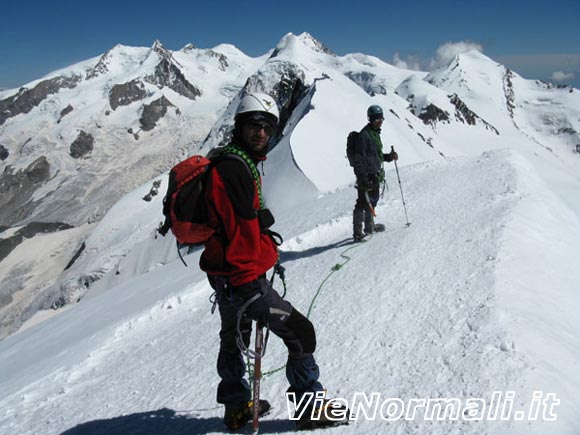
[199,154,278,286]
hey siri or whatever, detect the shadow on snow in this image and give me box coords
[60,408,296,435]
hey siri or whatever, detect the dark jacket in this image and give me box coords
[200,147,278,287]
[353,124,386,183]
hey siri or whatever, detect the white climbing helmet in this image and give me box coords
[235,92,279,123]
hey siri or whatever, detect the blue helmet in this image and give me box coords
[367,105,384,121]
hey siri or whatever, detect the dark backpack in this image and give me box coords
[346,131,359,166]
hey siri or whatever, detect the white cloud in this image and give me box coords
[429,41,484,70]
[392,52,421,71]
[551,71,575,81]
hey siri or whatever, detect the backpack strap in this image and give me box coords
[212,144,265,209]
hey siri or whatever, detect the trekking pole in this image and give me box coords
[391,146,411,227]
[252,323,264,434]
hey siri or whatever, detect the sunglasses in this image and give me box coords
[247,120,275,136]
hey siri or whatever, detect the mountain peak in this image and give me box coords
[271,32,335,60]
[152,39,169,57]
[453,49,498,69]
[147,39,183,69]
[181,43,196,52]
[296,32,334,55]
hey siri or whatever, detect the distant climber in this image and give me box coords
[350,105,398,242]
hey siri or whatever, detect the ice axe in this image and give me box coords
[391,146,411,227]
[252,324,264,434]
[363,190,376,217]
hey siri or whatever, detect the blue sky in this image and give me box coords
[1,0,579,90]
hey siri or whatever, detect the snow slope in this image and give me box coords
[0,150,578,435]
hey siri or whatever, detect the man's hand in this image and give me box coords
[384,151,398,162]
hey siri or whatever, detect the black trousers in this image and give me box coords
[208,275,323,405]
[354,181,380,234]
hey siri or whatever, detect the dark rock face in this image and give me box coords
[207,50,229,71]
[450,94,499,134]
[109,79,147,110]
[57,104,74,123]
[244,61,309,144]
[64,242,86,271]
[0,144,8,161]
[0,75,81,125]
[145,59,202,100]
[26,156,51,183]
[274,76,308,137]
[86,49,114,80]
[418,104,450,126]
[140,96,175,131]
[70,131,94,159]
[345,71,388,96]
[0,157,50,226]
[60,104,74,118]
[0,222,74,264]
[503,68,516,123]
[142,180,162,202]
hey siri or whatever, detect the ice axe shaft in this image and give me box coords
[252,324,264,434]
[392,146,411,227]
[363,191,376,217]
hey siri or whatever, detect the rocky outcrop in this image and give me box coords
[450,94,499,134]
[0,144,8,161]
[0,157,50,226]
[64,242,86,271]
[418,104,450,126]
[245,61,309,141]
[0,75,81,125]
[86,48,115,80]
[57,104,73,123]
[142,180,162,202]
[145,59,202,100]
[207,50,229,71]
[345,71,388,96]
[109,79,147,110]
[69,131,94,159]
[274,75,309,136]
[503,67,517,126]
[139,96,175,131]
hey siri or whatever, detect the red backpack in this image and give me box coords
[158,155,215,245]
[159,145,265,247]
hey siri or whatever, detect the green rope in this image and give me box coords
[260,233,372,377]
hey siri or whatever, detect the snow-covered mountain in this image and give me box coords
[1,32,580,435]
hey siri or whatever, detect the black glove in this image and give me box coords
[383,151,398,162]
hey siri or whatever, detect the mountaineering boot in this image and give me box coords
[294,399,350,430]
[364,211,385,234]
[364,222,385,234]
[353,207,365,242]
[223,400,271,430]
